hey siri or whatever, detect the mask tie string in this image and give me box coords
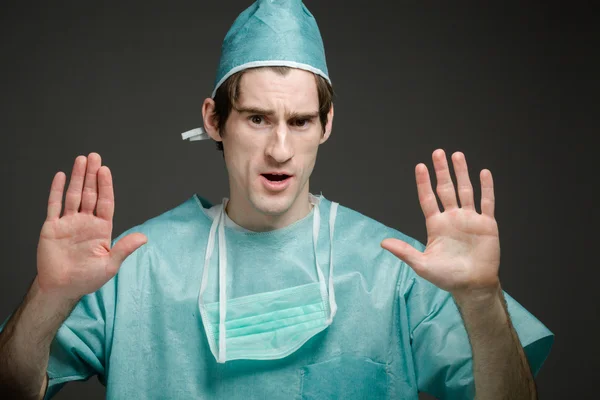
[217,198,228,363]
[327,202,339,323]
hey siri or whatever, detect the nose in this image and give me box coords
[265,122,294,163]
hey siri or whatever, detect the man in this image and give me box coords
[0,0,553,399]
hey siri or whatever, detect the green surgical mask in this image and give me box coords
[198,197,339,363]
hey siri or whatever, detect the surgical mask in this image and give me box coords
[198,197,339,363]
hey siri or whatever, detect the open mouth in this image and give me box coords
[262,173,291,182]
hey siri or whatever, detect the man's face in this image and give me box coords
[219,68,332,218]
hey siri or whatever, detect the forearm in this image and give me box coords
[454,285,536,400]
[0,277,77,400]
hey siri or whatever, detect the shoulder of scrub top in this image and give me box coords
[110,194,211,252]
[326,201,425,296]
[333,202,426,254]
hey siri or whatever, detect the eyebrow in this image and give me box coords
[233,106,319,120]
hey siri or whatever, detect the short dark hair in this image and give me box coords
[210,66,334,152]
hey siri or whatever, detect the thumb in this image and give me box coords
[108,233,148,275]
[381,238,425,273]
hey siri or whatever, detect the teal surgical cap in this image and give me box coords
[211,0,331,97]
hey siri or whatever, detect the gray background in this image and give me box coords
[0,1,596,399]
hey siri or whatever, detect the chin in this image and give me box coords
[250,194,294,216]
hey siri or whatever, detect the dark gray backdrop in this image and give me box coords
[1,1,596,399]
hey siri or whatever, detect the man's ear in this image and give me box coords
[320,103,334,144]
[201,98,223,142]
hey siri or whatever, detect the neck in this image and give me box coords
[225,187,313,232]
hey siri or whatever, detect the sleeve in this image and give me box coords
[398,238,554,400]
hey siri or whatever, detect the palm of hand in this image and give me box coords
[382,150,501,295]
[38,214,112,296]
[422,207,500,292]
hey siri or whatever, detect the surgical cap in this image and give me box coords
[211,0,331,97]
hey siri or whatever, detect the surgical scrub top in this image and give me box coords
[3,194,554,399]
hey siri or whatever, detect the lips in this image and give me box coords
[260,172,293,192]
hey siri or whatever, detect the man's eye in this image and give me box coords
[293,119,309,127]
[250,115,264,125]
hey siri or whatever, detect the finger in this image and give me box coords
[480,169,495,217]
[107,233,148,276]
[80,153,102,214]
[451,152,474,210]
[96,166,114,221]
[432,149,458,210]
[46,172,66,221]
[381,238,426,274]
[64,156,87,216]
[415,163,440,218]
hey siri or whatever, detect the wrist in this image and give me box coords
[451,282,501,309]
[32,277,80,314]
[452,284,509,330]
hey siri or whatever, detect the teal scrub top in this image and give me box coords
[2,195,554,399]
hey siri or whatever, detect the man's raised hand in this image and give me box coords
[36,153,147,302]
